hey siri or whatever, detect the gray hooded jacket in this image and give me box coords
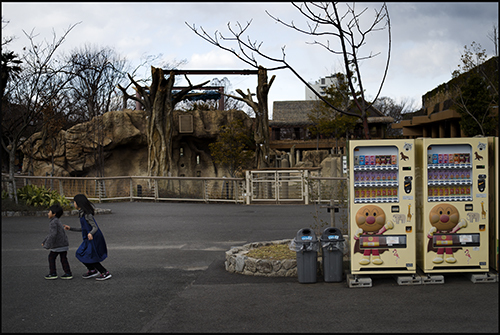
[42,217,69,251]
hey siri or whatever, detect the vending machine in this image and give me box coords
[415,137,490,274]
[349,139,417,275]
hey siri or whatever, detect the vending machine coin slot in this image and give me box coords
[476,165,485,169]
[404,176,412,194]
[402,166,411,171]
[477,174,486,192]
[391,206,400,213]
[464,204,473,211]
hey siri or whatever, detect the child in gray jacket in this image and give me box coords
[42,204,72,279]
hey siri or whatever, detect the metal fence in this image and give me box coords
[2,173,349,205]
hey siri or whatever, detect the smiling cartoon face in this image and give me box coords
[429,204,460,231]
[355,205,386,232]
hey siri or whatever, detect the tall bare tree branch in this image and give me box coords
[188,2,391,139]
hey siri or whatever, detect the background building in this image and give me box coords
[269,100,393,159]
[305,75,339,100]
[393,56,498,138]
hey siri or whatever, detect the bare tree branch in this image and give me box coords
[187,2,392,139]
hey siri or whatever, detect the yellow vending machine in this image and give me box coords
[348,139,417,284]
[415,137,491,278]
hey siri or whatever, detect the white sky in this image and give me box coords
[2,2,498,117]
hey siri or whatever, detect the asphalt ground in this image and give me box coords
[2,202,498,333]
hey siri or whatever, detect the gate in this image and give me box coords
[247,170,307,203]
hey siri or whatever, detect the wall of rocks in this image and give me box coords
[225,238,351,278]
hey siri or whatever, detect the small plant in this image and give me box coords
[16,184,71,210]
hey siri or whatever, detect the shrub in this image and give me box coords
[17,184,71,210]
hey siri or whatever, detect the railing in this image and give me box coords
[2,173,349,205]
[2,175,246,204]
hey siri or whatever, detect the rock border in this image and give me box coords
[225,237,351,278]
[225,239,298,277]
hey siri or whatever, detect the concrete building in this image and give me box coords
[393,56,498,138]
[305,75,338,100]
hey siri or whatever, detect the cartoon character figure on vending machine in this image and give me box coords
[353,205,394,265]
[427,203,467,263]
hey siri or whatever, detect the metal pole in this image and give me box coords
[130,178,133,202]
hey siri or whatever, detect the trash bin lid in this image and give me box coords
[295,228,318,242]
[320,227,344,241]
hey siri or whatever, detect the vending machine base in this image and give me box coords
[416,267,498,284]
[346,272,422,287]
[394,274,422,285]
[346,273,372,288]
[417,267,445,284]
[464,272,498,283]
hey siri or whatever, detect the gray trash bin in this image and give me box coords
[291,228,319,284]
[320,227,345,282]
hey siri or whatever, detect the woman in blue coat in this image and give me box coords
[64,194,112,281]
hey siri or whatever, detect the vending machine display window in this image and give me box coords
[426,144,472,202]
[352,146,399,203]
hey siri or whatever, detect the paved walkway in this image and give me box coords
[2,202,498,332]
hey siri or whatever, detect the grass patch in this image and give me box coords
[245,243,296,260]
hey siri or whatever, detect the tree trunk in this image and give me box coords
[227,66,275,169]
[255,66,274,168]
[7,144,18,204]
[147,67,173,177]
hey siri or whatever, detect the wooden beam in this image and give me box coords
[167,69,259,75]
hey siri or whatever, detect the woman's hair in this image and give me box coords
[73,194,95,215]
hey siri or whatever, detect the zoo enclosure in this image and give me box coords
[2,171,348,205]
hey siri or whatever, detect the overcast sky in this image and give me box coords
[2,2,498,117]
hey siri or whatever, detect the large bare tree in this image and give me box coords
[118,67,209,176]
[188,2,391,139]
[65,44,128,177]
[186,22,283,168]
[223,66,274,168]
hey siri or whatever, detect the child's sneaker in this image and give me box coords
[82,270,99,279]
[95,271,112,281]
[45,273,58,280]
[60,273,73,280]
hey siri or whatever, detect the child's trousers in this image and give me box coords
[83,262,107,274]
[48,251,71,275]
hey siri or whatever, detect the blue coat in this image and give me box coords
[75,214,108,263]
